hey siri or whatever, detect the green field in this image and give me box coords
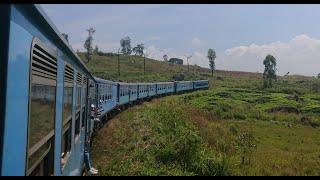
[86,54,320,176]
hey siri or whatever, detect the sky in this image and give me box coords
[41,4,320,76]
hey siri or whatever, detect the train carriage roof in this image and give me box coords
[27,5,95,81]
[94,77,117,84]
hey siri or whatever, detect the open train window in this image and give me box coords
[81,76,87,128]
[61,63,73,170]
[75,73,82,137]
[27,38,57,176]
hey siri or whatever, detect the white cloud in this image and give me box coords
[191,37,205,47]
[218,34,320,76]
[191,51,208,67]
[145,45,183,61]
[72,41,119,52]
[145,46,209,67]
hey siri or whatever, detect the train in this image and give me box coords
[0,4,209,176]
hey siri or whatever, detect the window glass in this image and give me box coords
[75,73,81,136]
[61,63,73,169]
[28,42,57,173]
[82,76,87,128]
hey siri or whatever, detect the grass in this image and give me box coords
[85,53,320,176]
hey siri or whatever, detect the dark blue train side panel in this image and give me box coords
[0,4,11,175]
[193,80,209,89]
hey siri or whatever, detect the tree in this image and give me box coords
[317,73,320,79]
[94,45,99,55]
[132,43,144,56]
[263,54,277,88]
[207,48,216,77]
[84,27,95,63]
[61,33,69,43]
[120,36,132,55]
[163,54,168,62]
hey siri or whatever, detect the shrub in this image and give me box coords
[172,73,185,81]
[235,131,257,165]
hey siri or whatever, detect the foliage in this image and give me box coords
[94,45,99,55]
[61,33,69,43]
[172,73,185,81]
[235,132,257,165]
[84,27,95,63]
[163,54,168,62]
[92,99,232,176]
[263,54,277,88]
[132,43,144,56]
[88,55,320,175]
[120,36,132,55]
[207,48,216,77]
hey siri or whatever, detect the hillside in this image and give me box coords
[80,53,320,175]
[78,53,262,83]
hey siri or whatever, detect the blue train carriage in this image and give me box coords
[193,80,209,90]
[129,83,139,102]
[175,81,194,92]
[94,77,117,116]
[148,83,157,97]
[137,83,149,99]
[156,82,169,95]
[0,4,95,176]
[166,82,175,94]
[117,82,130,105]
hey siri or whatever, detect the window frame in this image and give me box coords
[26,38,58,175]
[61,62,74,171]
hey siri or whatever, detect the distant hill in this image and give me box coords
[77,53,263,83]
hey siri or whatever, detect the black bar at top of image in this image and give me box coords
[0,0,319,4]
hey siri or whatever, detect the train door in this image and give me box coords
[26,38,57,176]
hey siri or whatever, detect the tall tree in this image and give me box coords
[61,33,69,43]
[94,45,99,54]
[317,73,320,79]
[163,54,168,61]
[207,48,216,77]
[120,36,132,55]
[263,54,277,88]
[84,27,95,63]
[132,43,144,56]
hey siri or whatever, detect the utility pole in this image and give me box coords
[144,52,149,75]
[117,48,120,76]
[143,54,146,74]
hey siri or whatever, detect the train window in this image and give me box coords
[75,73,82,136]
[82,77,87,128]
[27,39,57,175]
[61,63,73,170]
[109,85,112,99]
